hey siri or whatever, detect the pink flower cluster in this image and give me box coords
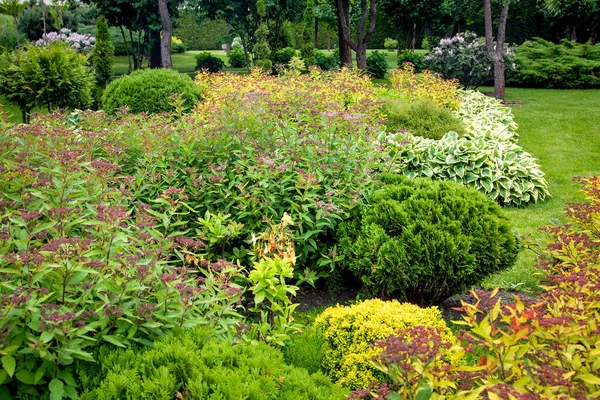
[35,28,96,53]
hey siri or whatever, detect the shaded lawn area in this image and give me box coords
[482,88,600,292]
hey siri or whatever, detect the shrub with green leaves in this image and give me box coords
[508,38,600,89]
[366,50,388,79]
[397,50,425,71]
[382,97,466,140]
[315,50,339,71]
[0,41,94,122]
[336,174,519,305]
[92,16,114,86]
[75,327,347,399]
[384,37,398,52]
[274,46,297,66]
[101,68,202,114]
[194,51,225,72]
[379,89,549,205]
[228,45,246,68]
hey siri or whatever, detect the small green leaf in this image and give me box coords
[49,378,65,400]
[15,369,35,385]
[101,335,127,348]
[1,355,15,377]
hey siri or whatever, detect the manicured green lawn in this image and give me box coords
[482,88,600,292]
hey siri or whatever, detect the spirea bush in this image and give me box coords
[0,122,247,398]
[351,176,600,398]
[382,97,466,139]
[508,38,600,88]
[379,90,550,205]
[101,68,202,114]
[314,299,457,390]
[366,50,388,79]
[424,32,516,89]
[336,175,519,304]
[34,28,96,53]
[75,327,347,400]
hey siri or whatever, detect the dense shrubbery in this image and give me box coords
[336,175,518,304]
[351,176,600,399]
[315,299,457,389]
[273,46,296,66]
[396,50,425,71]
[75,327,347,399]
[194,51,225,72]
[173,14,227,50]
[508,38,600,88]
[315,50,339,71]
[380,90,550,205]
[228,45,246,68]
[101,69,202,114]
[366,50,388,78]
[382,97,466,139]
[0,41,95,122]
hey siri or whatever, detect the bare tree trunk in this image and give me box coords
[149,29,162,68]
[336,0,377,70]
[158,0,173,68]
[336,0,352,65]
[119,26,133,73]
[327,31,330,50]
[484,0,509,100]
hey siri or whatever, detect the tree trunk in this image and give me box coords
[119,26,133,73]
[336,0,352,65]
[336,0,377,70]
[327,31,330,50]
[149,29,162,68]
[314,18,318,48]
[157,0,173,68]
[484,0,509,100]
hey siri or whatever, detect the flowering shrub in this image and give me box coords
[336,175,518,304]
[0,121,246,397]
[424,32,516,89]
[35,28,95,53]
[351,176,600,399]
[379,90,550,206]
[314,299,457,390]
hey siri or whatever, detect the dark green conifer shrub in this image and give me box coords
[336,175,519,305]
[382,97,466,139]
[93,15,114,86]
[273,46,297,66]
[366,50,388,78]
[101,68,202,114]
[194,51,225,72]
[76,327,347,400]
[228,45,246,68]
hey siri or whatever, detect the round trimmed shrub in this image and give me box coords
[228,45,246,68]
[366,50,388,79]
[273,46,296,66]
[314,299,457,390]
[101,69,202,114]
[337,174,519,305]
[194,51,225,72]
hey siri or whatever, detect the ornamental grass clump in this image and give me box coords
[314,299,457,390]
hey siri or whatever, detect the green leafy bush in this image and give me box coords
[283,325,326,374]
[379,90,550,205]
[194,51,225,72]
[508,38,600,88]
[173,14,227,50]
[101,68,202,114]
[384,37,398,52]
[300,43,316,67]
[366,50,388,78]
[0,41,94,123]
[382,97,466,139]
[228,45,246,68]
[397,49,425,72]
[273,46,297,66]
[170,42,187,54]
[314,299,457,389]
[315,50,339,71]
[76,327,347,399]
[336,175,519,305]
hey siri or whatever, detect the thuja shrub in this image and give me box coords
[382,97,466,139]
[314,299,457,390]
[0,121,246,398]
[336,174,518,304]
[350,176,600,399]
[102,68,202,114]
[76,327,348,400]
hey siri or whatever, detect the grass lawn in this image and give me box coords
[482,88,600,292]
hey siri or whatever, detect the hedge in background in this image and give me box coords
[174,14,227,50]
[508,38,600,89]
[102,68,202,114]
[336,175,518,305]
[314,299,457,390]
[76,327,347,399]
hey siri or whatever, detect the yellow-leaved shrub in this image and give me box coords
[314,299,456,390]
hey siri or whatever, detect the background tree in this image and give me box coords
[93,15,114,85]
[483,0,509,99]
[380,0,444,51]
[543,0,598,41]
[336,0,377,70]
[0,0,26,49]
[158,0,172,67]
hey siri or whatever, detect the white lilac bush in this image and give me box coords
[35,28,95,53]
[424,31,516,89]
[381,90,550,206]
